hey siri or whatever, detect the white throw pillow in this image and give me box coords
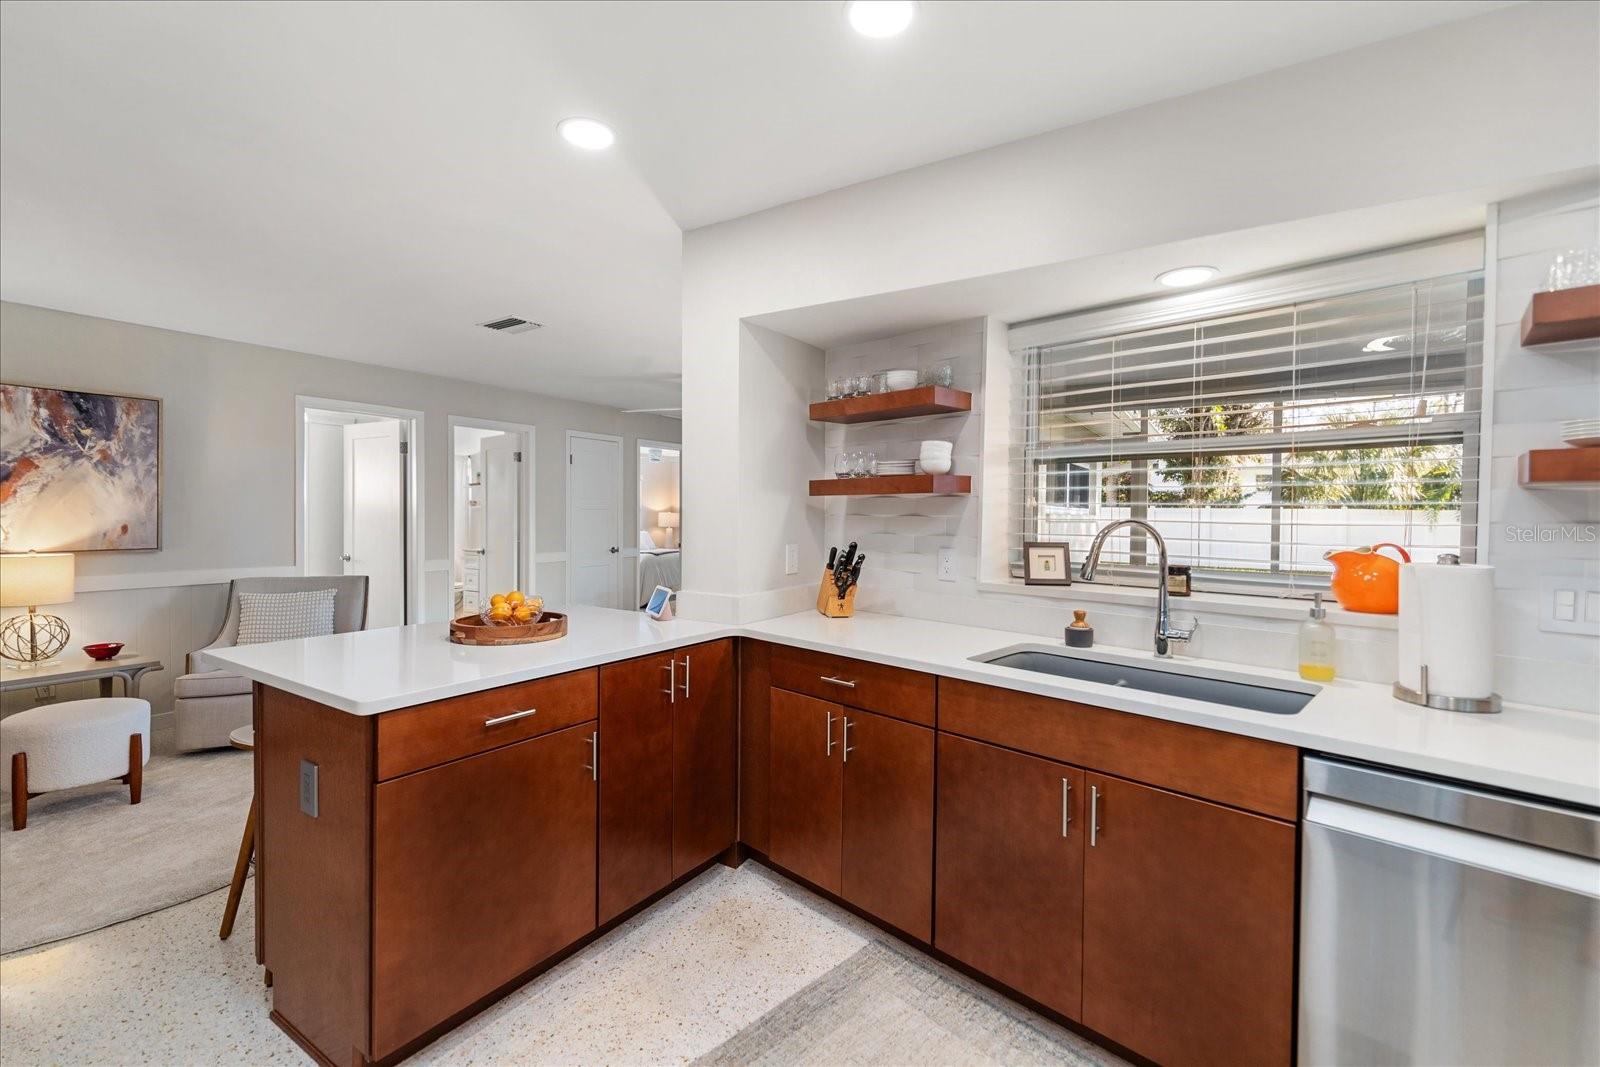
[640,528,658,550]
[237,588,338,645]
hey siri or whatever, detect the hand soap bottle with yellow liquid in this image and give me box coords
[1298,592,1337,682]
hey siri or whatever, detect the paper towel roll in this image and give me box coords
[1397,562,1495,700]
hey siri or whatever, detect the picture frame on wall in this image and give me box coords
[1023,541,1072,586]
[0,382,162,552]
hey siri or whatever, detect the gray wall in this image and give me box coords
[0,301,680,746]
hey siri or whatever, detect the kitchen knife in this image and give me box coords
[826,545,837,571]
[839,541,857,579]
[848,554,865,591]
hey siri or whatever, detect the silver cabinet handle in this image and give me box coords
[484,708,537,727]
[842,716,854,763]
[678,654,690,697]
[825,711,838,757]
[1061,778,1072,837]
[662,660,675,703]
[584,731,598,781]
[1089,784,1101,847]
[819,675,856,689]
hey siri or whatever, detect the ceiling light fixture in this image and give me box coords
[557,117,615,150]
[1155,265,1219,288]
[846,0,916,38]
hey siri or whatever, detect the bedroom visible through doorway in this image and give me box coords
[637,441,680,610]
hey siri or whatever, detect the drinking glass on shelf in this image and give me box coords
[828,378,845,400]
[835,450,853,479]
[851,450,877,478]
[1548,247,1600,291]
[853,374,873,396]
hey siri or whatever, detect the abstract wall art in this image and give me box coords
[0,383,161,551]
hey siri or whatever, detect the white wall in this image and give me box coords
[680,2,1600,623]
[0,301,679,747]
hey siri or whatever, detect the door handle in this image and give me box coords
[825,711,838,757]
[661,660,676,704]
[609,546,619,554]
[842,716,854,763]
[584,731,598,781]
[483,708,537,728]
[340,554,353,562]
[819,675,856,689]
[1089,784,1101,847]
[678,654,690,698]
[1061,778,1072,837]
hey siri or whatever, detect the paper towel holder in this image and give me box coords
[1393,665,1503,714]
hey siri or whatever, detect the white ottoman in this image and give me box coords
[1,697,150,830]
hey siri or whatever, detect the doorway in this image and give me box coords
[449,417,535,618]
[636,440,681,609]
[297,397,422,628]
[566,431,623,608]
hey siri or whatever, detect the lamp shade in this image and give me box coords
[658,512,679,529]
[0,552,75,608]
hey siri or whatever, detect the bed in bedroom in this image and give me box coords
[637,548,681,607]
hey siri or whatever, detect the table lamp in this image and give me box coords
[0,551,75,665]
[658,511,679,549]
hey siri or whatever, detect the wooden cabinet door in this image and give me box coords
[598,652,675,924]
[768,688,843,894]
[934,734,1084,1019]
[1082,773,1295,1067]
[372,723,597,1059]
[841,709,933,940]
[672,639,737,877]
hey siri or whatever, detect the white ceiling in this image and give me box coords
[0,1,1513,408]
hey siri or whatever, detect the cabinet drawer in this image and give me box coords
[770,645,935,726]
[938,678,1297,820]
[375,668,598,780]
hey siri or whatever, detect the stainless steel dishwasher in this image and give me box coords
[1300,756,1600,1066]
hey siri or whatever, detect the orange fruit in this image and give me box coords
[489,593,508,608]
[506,590,525,606]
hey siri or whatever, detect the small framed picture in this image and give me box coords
[1023,541,1072,586]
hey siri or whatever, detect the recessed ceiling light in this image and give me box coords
[846,0,916,38]
[1155,265,1219,288]
[558,117,615,150]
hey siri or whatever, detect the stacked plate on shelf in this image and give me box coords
[876,459,917,475]
[1562,419,1600,448]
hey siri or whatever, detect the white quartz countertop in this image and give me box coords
[204,605,1600,809]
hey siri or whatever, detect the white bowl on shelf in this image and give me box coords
[885,369,918,391]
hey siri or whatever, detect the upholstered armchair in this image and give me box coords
[173,576,369,752]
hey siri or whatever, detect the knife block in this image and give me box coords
[817,570,858,618]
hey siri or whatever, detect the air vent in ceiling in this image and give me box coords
[479,317,543,334]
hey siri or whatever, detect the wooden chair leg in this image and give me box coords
[220,795,257,940]
[127,734,143,805]
[10,753,26,831]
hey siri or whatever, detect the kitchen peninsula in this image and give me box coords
[207,605,1599,1066]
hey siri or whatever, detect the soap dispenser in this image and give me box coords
[1298,592,1336,682]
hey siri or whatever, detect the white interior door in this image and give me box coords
[480,433,521,595]
[568,433,622,608]
[344,420,405,628]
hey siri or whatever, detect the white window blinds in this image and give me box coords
[1011,270,1484,595]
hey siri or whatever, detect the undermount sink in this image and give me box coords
[975,645,1317,715]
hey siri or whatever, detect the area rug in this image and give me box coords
[695,937,1122,1066]
[0,749,252,954]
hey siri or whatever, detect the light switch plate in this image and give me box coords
[784,544,799,575]
[1538,575,1600,636]
[937,547,957,582]
[299,759,319,818]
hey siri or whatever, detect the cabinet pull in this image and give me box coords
[584,731,598,781]
[819,675,856,689]
[678,654,690,698]
[842,717,854,763]
[825,711,838,757]
[1061,778,1072,836]
[483,708,537,727]
[1089,784,1101,847]
[662,660,676,703]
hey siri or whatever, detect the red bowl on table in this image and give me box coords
[82,642,124,661]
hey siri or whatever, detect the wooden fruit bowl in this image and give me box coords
[448,611,569,646]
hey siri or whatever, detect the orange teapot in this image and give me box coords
[1323,542,1410,614]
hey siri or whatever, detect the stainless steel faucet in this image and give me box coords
[1079,519,1196,657]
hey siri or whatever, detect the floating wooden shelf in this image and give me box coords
[1520,285,1600,347]
[810,474,971,497]
[1518,447,1600,488]
[809,386,972,424]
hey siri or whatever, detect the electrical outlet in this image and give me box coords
[1539,575,1600,636]
[937,547,957,582]
[299,759,320,818]
[784,544,799,576]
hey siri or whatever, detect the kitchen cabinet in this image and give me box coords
[934,734,1084,1019]
[371,722,597,1059]
[598,652,675,923]
[671,639,738,876]
[1081,773,1295,1067]
[768,687,934,937]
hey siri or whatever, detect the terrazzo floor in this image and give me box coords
[0,862,1121,1066]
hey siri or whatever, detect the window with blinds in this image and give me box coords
[1011,270,1484,596]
